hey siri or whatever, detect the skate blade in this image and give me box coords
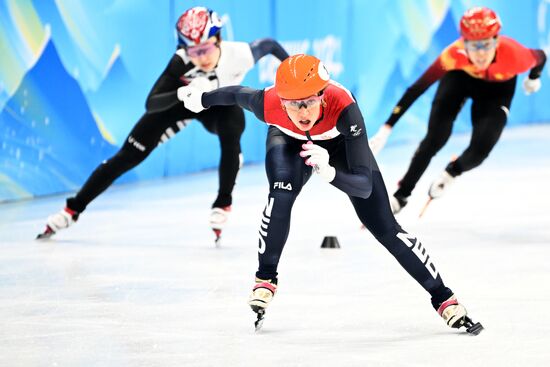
[253,309,266,332]
[463,317,484,335]
[213,229,222,248]
[36,226,55,240]
[254,315,265,332]
[418,197,433,218]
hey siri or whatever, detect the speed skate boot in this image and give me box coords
[209,206,231,246]
[418,170,457,217]
[248,277,277,331]
[390,194,408,214]
[36,207,79,239]
[428,170,455,199]
[436,295,484,335]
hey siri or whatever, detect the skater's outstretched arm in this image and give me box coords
[528,49,547,79]
[144,53,189,113]
[523,49,547,95]
[384,59,446,128]
[202,86,266,120]
[249,38,289,62]
[368,55,446,155]
[194,84,376,199]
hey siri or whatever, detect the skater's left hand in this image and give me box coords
[300,141,336,182]
[523,77,541,95]
[177,85,205,113]
[368,124,392,156]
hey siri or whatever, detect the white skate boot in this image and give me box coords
[36,207,79,239]
[390,194,408,214]
[428,171,455,199]
[248,277,277,331]
[209,206,231,246]
[437,295,484,335]
[419,171,456,217]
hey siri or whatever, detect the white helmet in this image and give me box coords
[176,7,223,47]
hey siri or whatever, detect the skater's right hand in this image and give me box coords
[300,142,336,182]
[177,85,205,113]
[368,124,392,156]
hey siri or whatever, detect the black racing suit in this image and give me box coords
[388,47,547,199]
[396,71,517,197]
[201,85,456,309]
[65,39,288,213]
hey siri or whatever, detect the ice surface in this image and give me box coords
[1,125,549,367]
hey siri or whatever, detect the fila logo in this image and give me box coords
[396,232,439,279]
[273,181,292,191]
[350,124,362,136]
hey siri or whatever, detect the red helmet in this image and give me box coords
[275,54,330,100]
[460,7,501,40]
[176,7,223,47]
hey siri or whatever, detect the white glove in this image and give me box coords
[368,124,392,156]
[523,77,541,95]
[187,76,215,93]
[177,85,205,113]
[300,141,336,182]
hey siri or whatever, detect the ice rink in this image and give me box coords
[1,124,549,367]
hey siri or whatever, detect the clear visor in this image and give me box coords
[187,42,218,58]
[464,38,497,52]
[280,95,322,111]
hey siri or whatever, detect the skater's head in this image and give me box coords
[460,7,501,70]
[176,7,223,72]
[276,54,329,132]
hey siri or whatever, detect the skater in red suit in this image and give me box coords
[368,7,547,214]
[177,53,484,334]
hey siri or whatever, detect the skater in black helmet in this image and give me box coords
[177,54,484,334]
[38,6,288,243]
[368,7,546,215]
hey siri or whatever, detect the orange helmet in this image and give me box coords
[275,54,330,100]
[460,7,501,41]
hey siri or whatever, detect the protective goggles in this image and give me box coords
[186,42,218,58]
[280,95,323,111]
[464,38,497,52]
